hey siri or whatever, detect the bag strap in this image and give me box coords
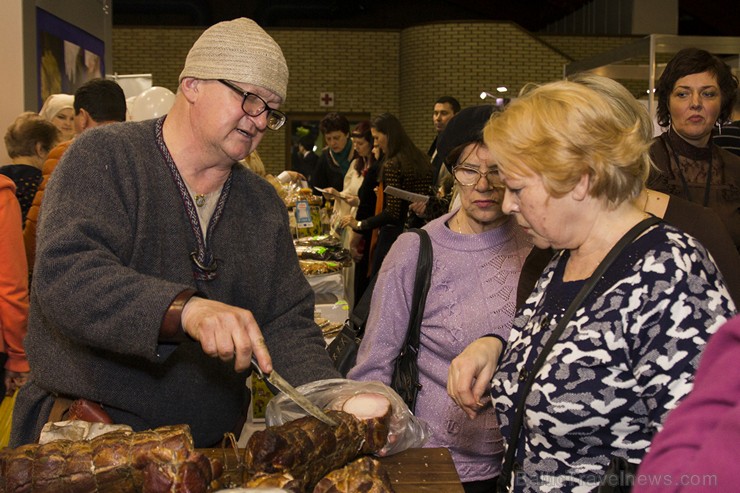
[498,215,661,491]
[404,228,433,356]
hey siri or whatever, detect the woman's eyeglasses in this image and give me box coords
[218,79,286,131]
[452,164,504,188]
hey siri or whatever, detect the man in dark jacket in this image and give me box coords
[11,18,340,448]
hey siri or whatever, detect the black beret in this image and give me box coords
[433,104,497,173]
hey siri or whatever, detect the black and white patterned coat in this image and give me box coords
[492,223,737,493]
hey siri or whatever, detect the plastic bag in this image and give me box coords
[0,389,19,448]
[265,378,431,457]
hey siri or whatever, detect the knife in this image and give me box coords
[250,356,338,426]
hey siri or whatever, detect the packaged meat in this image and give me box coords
[266,379,430,457]
[243,407,390,492]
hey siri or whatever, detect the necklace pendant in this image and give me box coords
[195,194,206,207]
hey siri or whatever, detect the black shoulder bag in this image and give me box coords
[390,228,433,413]
[497,216,660,493]
[327,227,433,413]
[326,273,378,376]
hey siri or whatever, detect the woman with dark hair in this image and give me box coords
[312,112,352,192]
[648,47,740,251]
[347,113,433,277]
[321,120,377,306]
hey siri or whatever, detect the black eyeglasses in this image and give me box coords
[218,79,286,131]
[452,164,505,188]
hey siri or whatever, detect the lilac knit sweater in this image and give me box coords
[348,209,532,482]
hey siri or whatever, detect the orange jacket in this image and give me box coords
[24,140,71,273]
[0,175,30,373]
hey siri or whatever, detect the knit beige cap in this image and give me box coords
[179,18,289,101]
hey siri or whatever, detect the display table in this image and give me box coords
[306,271,344,304]
[200,447,464,492]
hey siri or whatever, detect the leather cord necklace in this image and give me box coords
[155,117,232,281]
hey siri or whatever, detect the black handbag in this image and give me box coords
[326,228,433,414]
[390,228,433,413]
[326,274,377,376]
[497,216,660,493]
[597,456,637,493]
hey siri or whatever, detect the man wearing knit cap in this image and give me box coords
[11,18,340,448]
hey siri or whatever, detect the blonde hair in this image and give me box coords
[240,150,266,176]
[483,76,652,207]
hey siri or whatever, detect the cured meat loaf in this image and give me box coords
[313,456,394,493]
[244,401,390,492]
[0,424,221,493]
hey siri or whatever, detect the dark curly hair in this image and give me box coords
[656,48,739,128]
[319,112,350,135]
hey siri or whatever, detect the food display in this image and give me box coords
[0,424,221,493]
[242,393,392,492]
[293,235,341,248]
[313,456,394,493]
[284,188,322,208]
[294,246,350,264]
[298,260,343,277]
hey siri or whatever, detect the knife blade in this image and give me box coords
[250,356,338,426]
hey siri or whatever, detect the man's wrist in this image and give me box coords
[160,289,199,342]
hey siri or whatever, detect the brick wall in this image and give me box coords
[112,23,636,174]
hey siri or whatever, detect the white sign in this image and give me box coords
[319,92,334,107]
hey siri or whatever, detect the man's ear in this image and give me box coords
[180,78,200,103]
[77,108,91,131]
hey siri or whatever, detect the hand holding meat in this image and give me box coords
[447,337,503,419]
[181,297,272,373]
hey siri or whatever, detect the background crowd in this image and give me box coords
[0,16,738,493]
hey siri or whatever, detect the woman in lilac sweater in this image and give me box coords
[635,314,740,492]
[348,105,531,493]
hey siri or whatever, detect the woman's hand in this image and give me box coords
[338,215,354,229]
[344,195,360,207]
[447,337,503,419]
[409,200,427,217]
[4,371,29,395]
[321,187,339,201]
[349,231,365,262]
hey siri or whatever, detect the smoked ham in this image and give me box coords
[0,424,221,493]
[244,394,392,492]
[313,456,394,493]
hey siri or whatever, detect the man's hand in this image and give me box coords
[447,337,503,419]
[181,297,272,373]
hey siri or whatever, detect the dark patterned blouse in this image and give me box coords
[0,164,42,227]
[493,223,736,492]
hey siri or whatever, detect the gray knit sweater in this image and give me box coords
[11,118,339,447]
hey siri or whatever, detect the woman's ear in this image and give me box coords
[571,173,591,201]
[35,141,46,158]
